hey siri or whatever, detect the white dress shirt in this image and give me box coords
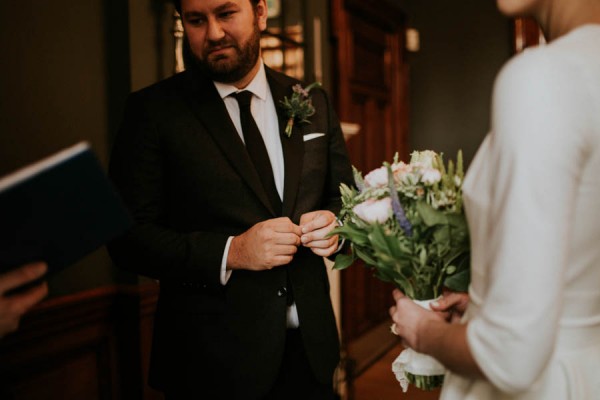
[213,61,299,328]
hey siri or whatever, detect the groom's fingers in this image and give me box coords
[271,217,303,237]
[301,232,337,249]
[300,210,335,234]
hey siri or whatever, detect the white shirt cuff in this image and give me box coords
[287,303,300,328]
[220,236,234,285]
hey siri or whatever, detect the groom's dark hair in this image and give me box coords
[173,0,261,16]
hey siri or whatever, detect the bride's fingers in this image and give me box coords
[392,289,404,302]
[431,292,466,311]
[433,310,452,321]
[450,313,463,324]
[431,296,453,311]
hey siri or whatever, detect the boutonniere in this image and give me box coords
[279,82,321,137]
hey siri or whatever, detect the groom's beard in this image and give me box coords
[190,20,261,84]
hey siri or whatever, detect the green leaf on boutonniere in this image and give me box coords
[279,82,321,137]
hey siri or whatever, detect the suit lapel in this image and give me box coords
[266,68,304,219]
[182,70,276,216]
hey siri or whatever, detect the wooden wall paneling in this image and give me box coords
[136,283,165,400]
[0,287,120,400]
[0,282,160,400]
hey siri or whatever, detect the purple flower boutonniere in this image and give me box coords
[279,82,321,137]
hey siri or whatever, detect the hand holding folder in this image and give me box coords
[0,262,48,338]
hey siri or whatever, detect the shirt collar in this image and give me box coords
[213,61,268,101]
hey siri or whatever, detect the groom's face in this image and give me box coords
[180,0,267,84]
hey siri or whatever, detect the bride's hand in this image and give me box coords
[431,290,469,323]
[389,289,445,351]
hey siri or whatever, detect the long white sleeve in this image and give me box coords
[465,48,591,393]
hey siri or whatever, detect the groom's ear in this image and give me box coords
[255,0,268,32]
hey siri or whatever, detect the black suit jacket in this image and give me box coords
[108,66,353,399]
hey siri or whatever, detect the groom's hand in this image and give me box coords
[227,217,302,271]
[299,210,339,257]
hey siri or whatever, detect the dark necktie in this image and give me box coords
[233,91,281,215]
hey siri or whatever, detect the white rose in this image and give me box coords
[454,175,462,187]
[410,150,438,169]
[421,168,442,185]
[364,166,389,188]
[353,198,392,224]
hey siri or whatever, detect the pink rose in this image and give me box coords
[353,198,392,224]
[392,162,413,182]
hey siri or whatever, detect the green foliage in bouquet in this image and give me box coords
[406,373,445,391]
[332,150,470,300]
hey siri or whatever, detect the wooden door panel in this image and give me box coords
[346,95,390,175]
[513,17,544,53]
[349,17,388,89]
[332,0,409,352]
[342,264,395,339]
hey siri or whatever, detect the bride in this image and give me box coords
[389,0,600,398]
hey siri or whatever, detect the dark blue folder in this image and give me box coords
[0,142,132,278]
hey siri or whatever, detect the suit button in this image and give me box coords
[277,287,287,297]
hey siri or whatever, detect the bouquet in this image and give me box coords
[332,150,470,392]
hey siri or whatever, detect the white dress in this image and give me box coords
[440,25,600,400]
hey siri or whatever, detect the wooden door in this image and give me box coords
[513,17,545,53]
[331,0,410,374]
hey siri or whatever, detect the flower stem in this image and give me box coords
[285,118,294,137]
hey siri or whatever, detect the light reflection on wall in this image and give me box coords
[261,25,305,80]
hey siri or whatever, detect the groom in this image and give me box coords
[108,0,353,398]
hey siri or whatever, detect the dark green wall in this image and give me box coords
[401,0,513,165]
[1,1,117,296]
[0,0,170,296]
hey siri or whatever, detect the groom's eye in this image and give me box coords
[184,13,206,26]
[218,10,236,20]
